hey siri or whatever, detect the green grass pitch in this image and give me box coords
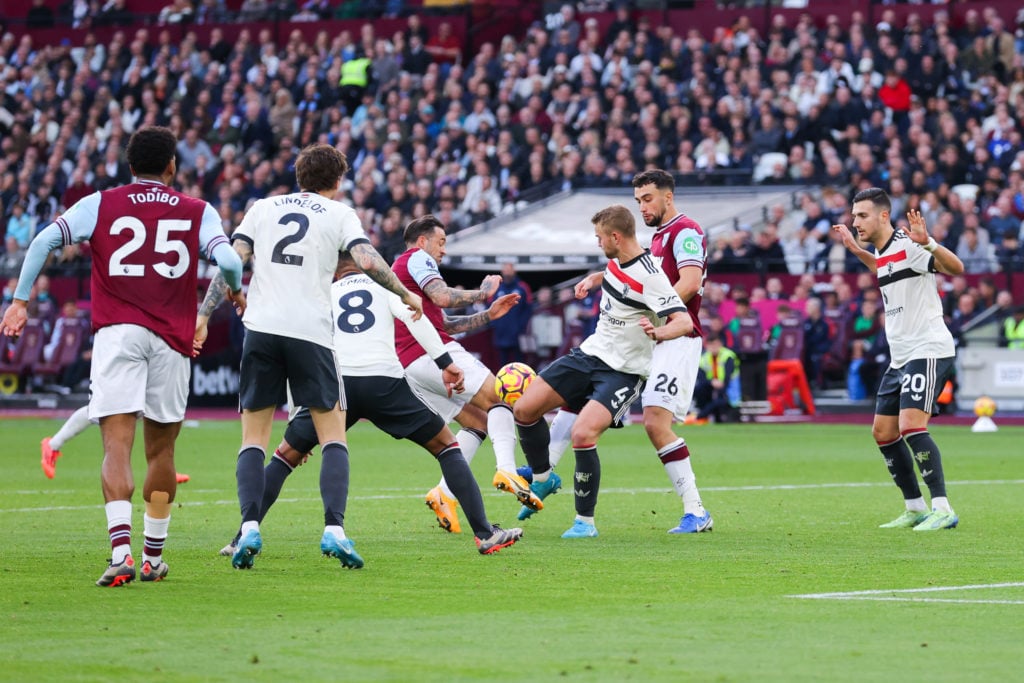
[1,417,1022,682]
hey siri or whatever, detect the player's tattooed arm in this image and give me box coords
[350,242,424,319]
[422,274,501,307]
[442,292,520,334]
[195,240,250,355]
[199,240,252,318]
[442,310,492,335]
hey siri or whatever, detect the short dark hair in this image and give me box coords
[404,214,445,245]
[125,126,177,177]
[591,204,635,238]
[295,143,348,193]
[631,169,675,192]
[852,187,892,213]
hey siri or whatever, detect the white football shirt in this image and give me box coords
[232,193,369,348]
[875,230,955,367]
[330,272,447,377]
[580,250,687,376]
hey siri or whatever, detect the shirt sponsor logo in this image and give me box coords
[682,237,700,254]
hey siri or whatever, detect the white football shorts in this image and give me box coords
[89,324,190,423]
[404,342,491,423]
[642,335,703,420]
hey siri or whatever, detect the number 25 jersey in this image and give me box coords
[232,193,370,349]
[57,179,230,356]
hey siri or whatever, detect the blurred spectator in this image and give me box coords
[6,202,35,248]
[802,297,831,389]
[1,236,26,279]
[424,21,461,73]
[749,224,787,274]
[26,0,56,28]
[176,127,214,174]
[956,225,997,273]
[1002,305,1024,349]
[158,0,194,24]
[996,234,1023,272]
[948,291,979,345]
[725,297,761,350]
[693,335,740,424]
[490,263,534,365]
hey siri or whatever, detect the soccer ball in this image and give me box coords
[973,395,996,417]
[495,362,536,406]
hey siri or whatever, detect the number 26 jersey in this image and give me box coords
[232,193,370,349]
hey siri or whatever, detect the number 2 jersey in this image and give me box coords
[581,250,687,377]
[331,272,447,378]
[875,230,954,368]
[232,192,370,349]
[55,180,232,356]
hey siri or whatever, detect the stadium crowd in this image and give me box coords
[2,1,1024,398]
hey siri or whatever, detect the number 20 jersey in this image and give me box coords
[57,180,229,356]
[232,193,370,349]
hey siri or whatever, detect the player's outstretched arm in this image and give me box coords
[442,293,520,335]
[350,242,423,320]
[422,273,500,308]
[574,271,603,299]
[1,223,66,337]
[831,223,877,273]
[905,209,964,275]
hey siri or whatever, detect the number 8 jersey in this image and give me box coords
[232,192,370,349]
[57,180,231,356]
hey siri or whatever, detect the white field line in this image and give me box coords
[790,582,1024,605]
[3,478,1024,514]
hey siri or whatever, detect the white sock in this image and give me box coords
[487,405,517,473]
[533,469,550,483]
[456,428,483,464]
[905,497,928,513]
[143,513,170,565]
[930,496,952,513]
[241,520,260,536]
[324,524,346,540]
[576,515,594,525]
[50,405,92,451]
[438,429,484,498]
[106,500,132,563]
[659,439,705,516]
[548,410,575,469]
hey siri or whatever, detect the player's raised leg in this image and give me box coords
[422,426,523,554]
[427,407,488,533]
[513,375,568,517]
[42,405,92,479]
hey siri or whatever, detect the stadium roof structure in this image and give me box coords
[442,186,807,271]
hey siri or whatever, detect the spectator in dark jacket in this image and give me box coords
[490,263,534,365]
[802,297,832,389]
